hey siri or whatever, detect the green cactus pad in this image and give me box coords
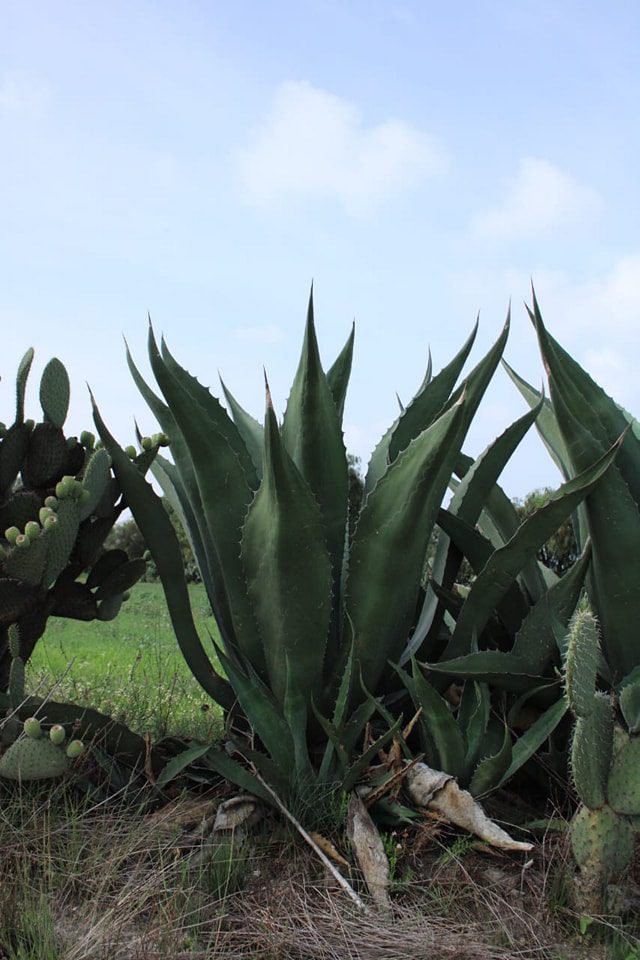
[570,803,634,879]
[618,669,640,735]
[571,692,613,808]
[75,516,116,568]
[39,358,70,428]
[41,498,81,588]
[565,610,600,718]
[0,423,31,495]
[86,549,128,589]
[22,423,69,488]
[7,624,21,658]
[0,736,69,780]
[607,736,640,816]
[79,448,111,520]
[97,594,124,621]
[94,558,146,601]
[0,491,41,536]
[4,533,48,586]
[0,581,32,628]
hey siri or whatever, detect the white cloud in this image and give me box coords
[0,71,51,114]
[237,81,444,215]
[472,157,603,239]
[234,324,283,344]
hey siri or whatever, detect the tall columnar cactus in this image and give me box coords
[565,611,640,910]
[0,349,149,692]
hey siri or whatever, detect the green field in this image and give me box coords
[27,582,223,742]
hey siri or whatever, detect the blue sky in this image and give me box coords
[2,1,639,496]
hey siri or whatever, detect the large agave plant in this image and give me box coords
[92,293,515,803]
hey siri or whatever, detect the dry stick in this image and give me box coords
[250,768,370,915]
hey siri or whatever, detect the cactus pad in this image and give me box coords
[39,358,70,428]
[0,735,69,780]
[570,692,613,809]
[607,736,640,816]
[565,610,600,718]
[22,423,69,488]
[570,803,634,879]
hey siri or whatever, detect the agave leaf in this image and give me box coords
[200,748,274,805]
[428,650,543,693]
[147,329,264,673]
[346,394,467,694]
[91,396,234,711]
[318,630,355,782]
[242,395,333,708]
[326,321,355,421]
[283,654,315,785]
[365,321,478,494]
[469,722,512,797]
[496,695,569,789]
[443,439,621,661]
[436,509,529,635]
[281,294,349,622]
[155,742,212,789]
[502,359,572,480]
[459,681,490,777]
[341,715,403,792]
[394,660,465,778]
[216,644,295,775]
[531,297,640,678]
[219,376,264,480]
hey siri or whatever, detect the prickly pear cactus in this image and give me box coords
[565,611,639,911]
[0,349,154,694]
[0,716,84,781]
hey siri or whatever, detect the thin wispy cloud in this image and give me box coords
[234,324,283,344]
[472,157,603,239]
[237,81,444,215]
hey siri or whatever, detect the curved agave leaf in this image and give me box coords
[281,293,348,632]
[219,376,265,481]
[147,329,265,673]
[326,321,355,421]
[91,396,234,710]
[496,695,569,790]
[242,393,333,709]
[442,439,620,662]
[365,321,478,495]
[394,660,465,779]
[346,394,467,694]
[469,722,512,797]
[531,296,640,678]
[502,359,572,480]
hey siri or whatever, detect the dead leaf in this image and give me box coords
[347,794,392,913]
[308,832,350,871]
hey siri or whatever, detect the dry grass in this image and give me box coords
[0,782,638,960]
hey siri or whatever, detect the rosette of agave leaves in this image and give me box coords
[91,292,619,819]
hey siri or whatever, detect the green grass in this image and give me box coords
[26,582,223,741]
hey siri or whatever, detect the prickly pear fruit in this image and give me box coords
[66,740,84,759]
[15,535,29,549]
[43,515,58,530]
[124,445,137,459]
[44,496,59,510]
[24,717,41,739]
[24,521,40,542]
[80,430,95,448]
[140,436,153,450]
[5,526,20,545]
[49,725,65,746]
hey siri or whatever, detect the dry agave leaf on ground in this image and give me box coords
[405,762,533,853]
[347,793,392,913]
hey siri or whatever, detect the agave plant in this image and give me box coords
[388,392,619,796]
[91,293,518,805]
